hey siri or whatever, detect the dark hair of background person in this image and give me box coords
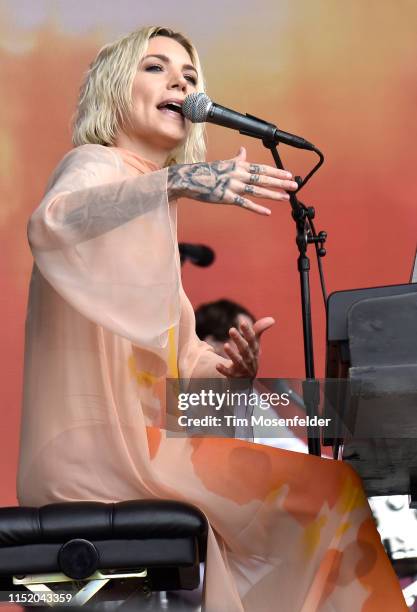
[195,299,255,341]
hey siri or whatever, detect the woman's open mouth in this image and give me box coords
[157,101,184,122]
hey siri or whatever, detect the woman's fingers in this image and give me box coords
[227,155,298,212]
[223,342,246,367]
[252,317,275,338]
[238,321,258,353]
[230,148,294,184]
[224,327,257,377]
[232,195,272,216]
[232,146,247,163]
[216,317,275,379]
[234,181,291,203]
[216,361,234,377]
[245,161,294,182]
[167,149,296,214]
[220,340,253,377]
[235,171,298,193]
[229,327,254,361]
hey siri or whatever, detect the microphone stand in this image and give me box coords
[263,140,326,456]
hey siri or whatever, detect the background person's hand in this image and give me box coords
[167,147,298,215]
[215,316,275,378]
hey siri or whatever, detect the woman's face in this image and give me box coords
[119,36,198,162]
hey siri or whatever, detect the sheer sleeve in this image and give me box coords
[28,144,180,349]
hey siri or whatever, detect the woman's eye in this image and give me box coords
[185,75,197,86]
[144,64,197,85]
[145,64,163,72]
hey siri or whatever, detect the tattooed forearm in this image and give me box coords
[167,161,235,203]
[58,181,154,243]
[63,197,141,234]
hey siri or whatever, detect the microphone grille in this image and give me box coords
[182,93,212,123]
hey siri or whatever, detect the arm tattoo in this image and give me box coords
[167,161,235,203]
[60,182,152,242]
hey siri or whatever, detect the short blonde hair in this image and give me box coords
[72,26,207,165]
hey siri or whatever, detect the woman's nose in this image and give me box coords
[167,70,188,91]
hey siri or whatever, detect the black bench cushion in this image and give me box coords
[0,500,207,577]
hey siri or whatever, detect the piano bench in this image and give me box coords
[0,499,207,607]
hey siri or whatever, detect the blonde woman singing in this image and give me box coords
[18,26,406,612]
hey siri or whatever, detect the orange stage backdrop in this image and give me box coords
[1,1,416,505]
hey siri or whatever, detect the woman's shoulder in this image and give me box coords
[59,144,123,172]
[46,144,125,191]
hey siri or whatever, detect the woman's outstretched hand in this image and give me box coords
[167,147,298,215]
[215,317,275,379]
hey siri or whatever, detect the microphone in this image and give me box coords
[179,243,215,267]
[182,93,315,151]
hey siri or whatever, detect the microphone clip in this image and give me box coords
[239,113,277,143]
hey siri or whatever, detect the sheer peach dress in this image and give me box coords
[17,144,406,611]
